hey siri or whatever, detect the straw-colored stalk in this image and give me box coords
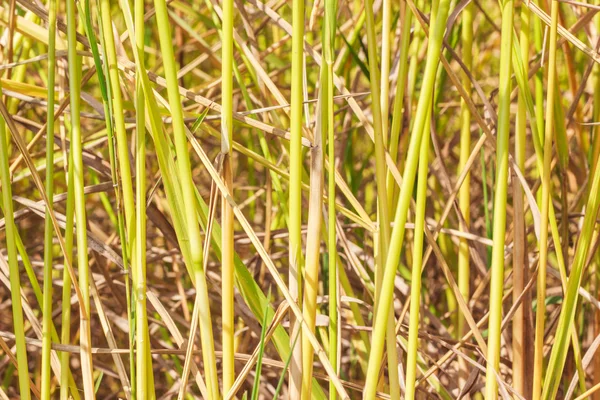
[532,1,559,398]
[362,0,451,398]
[41,0,57,396]
[512,2,532,398]
[405,112,431,399]
[221,0,235,392]
[484,0,513,396]
[152,0,220,397]
[289,0,305,395]
[301,80,324,400]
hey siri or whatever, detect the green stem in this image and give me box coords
[41,0,57,395]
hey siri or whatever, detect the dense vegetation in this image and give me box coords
[2,0,600,398]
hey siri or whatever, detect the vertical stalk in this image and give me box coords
[0,113,31,400]
[364,0,400,394]
[512,2,532,398]
[300,78,324,400]
[41,0,57,396]
[152,0,220,397]
[324,0,337,397]
[457,0,472,348]
[404,113,430,400]
[289,0,305,394]
[387,1,413,209]
[133,0,154,395]
[362,0,451,398]
[60,115,75,400]
[65,0,95,396]
[380,0,391,139]
[593,3,600,398]
[484,0,513,396]
[221,0,235,392]
[532,0,559,398]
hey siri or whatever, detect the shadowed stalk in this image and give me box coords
[512,1,532,397]
[405,111,431,400]
[40,0,57,395]
[289,0,305,395]
[221,0,235,391]
[484,0,513,396]
[152,0,220,397]
[362,0,451,398]
[65,0,95,396]
[0,104,30,400]
[457,0,472,374]
[532,0,559,398]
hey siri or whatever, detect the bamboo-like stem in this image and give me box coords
[60,113,75,400]
[41,0,57,395]
[404,113,430,400]
[484,0,513,396]
[133,0,154,395]
[324,0,338,397]
[289,0,305,394]
[65,0,95,396]
[363,0,400,395]
[532,1,559,398]
[362,0,451,398]
[457,0,472,348]
[380,0,391,140]
[221,0,235,391]
[386,1,413,209]
[512,2,532,397]
[0,110,31,400]
[152,0,220,397]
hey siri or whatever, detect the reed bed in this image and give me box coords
[4,0,600,398]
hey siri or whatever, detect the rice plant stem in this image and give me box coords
[362,0,451,397]
[289,0,305,394]
[221,0,235,390]
[134,0,154,394]
[484,0,513,396]
[404,113,431,400]
[152,0,220,397]
[65,0,95,396]
[41,0,57,395]
[532,1,559,399]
